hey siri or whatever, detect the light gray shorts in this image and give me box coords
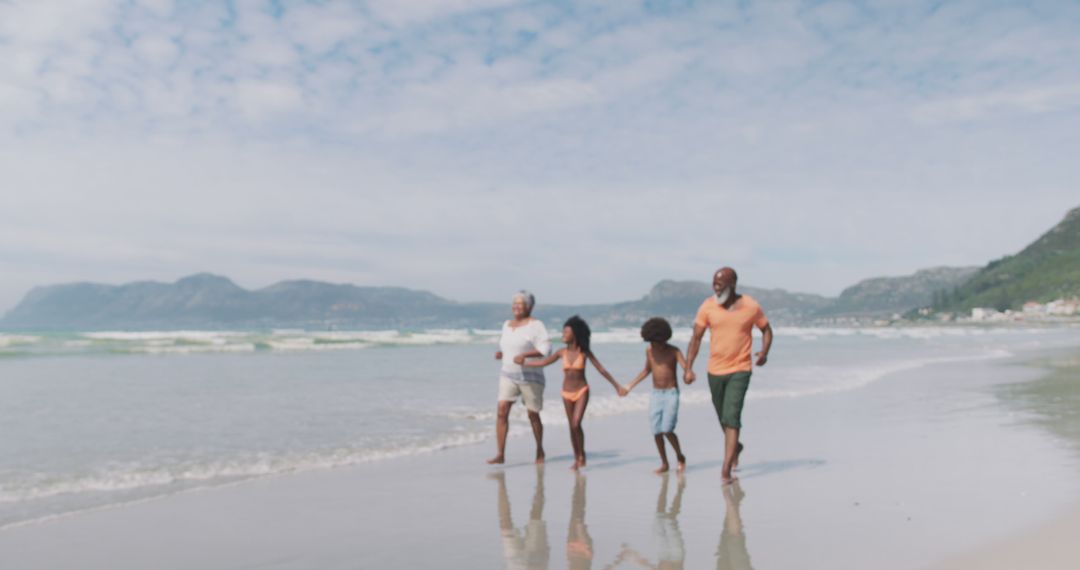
[498,376,544,412]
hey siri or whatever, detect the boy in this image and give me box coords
[623,317,688,473]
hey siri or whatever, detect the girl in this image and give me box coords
[518,315,625,470]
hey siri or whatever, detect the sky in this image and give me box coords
[1,0,1079,312]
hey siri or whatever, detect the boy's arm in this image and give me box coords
[625,349,653,393]
[521,348,562,368]
[674,347,688,372]
[587,352,624,392]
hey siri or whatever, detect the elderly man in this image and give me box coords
[685,267,773,483]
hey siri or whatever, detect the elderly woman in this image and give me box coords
[488,290,551,465]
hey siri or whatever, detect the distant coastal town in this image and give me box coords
[914,297,1080,324]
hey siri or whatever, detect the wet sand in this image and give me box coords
[1,347,1079,569]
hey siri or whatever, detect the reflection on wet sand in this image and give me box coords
[716,480,754,570]
[493,468,550,570]
[567,474,594,570]
[605,473,686,569]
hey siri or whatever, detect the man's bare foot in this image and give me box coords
[676,455,687,472]
[654,464,670,474]
[733,442,744,470]
[535,450,545,465]
[486,455,505,465]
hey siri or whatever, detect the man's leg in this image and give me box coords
[719,372,751,482]
[721,426,741,482]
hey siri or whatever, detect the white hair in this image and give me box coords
[512,290,536,313]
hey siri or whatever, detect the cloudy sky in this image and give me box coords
[1,0,1078,311]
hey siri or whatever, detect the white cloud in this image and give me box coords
[912,84,1080,124]
[0,0,1079,312]
[365,0,519,26]
[233,79,304,117]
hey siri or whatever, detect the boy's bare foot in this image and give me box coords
[676,455,687,472]
[486,455,505,465]
[535,450,545,464]
[654,464,670,474]
[733,442,744,470]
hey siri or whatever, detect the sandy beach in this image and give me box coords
[2,342,1079,569]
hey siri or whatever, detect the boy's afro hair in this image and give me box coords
[640,317,672,343]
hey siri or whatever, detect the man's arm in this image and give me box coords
[684,324,706,384]
[755,323,773,367]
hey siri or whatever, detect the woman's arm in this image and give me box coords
[521,348,563,368]
[512,349,543,364]
[587,352,624,393]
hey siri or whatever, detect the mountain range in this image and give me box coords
[5,203,1076,330]
[0,269,972,330]
[939,206,1080,312]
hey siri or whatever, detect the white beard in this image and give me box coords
[714,288,732,305]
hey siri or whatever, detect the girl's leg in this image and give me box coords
[571,391,589,467]
[564,398,582,469]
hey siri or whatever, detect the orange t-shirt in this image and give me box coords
[694,294,769,375]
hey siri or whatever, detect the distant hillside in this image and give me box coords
[2,264,995,331]
[945,206,1080,311]
[823,266,979,317]
[0,273,504,330]
[567,280,833,327]
[0,275,834,330]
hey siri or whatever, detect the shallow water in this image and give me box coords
[1,325,1078,528]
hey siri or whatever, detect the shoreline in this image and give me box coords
[2,339,1079,568]
[929,351,1080,569]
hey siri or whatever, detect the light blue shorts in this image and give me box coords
[649,388,680,435]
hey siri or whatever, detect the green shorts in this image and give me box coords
[708,372,751,429]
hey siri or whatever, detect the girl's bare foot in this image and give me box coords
[535,450,545,464]
[487,455,505,465]
[654,464,670,474]
[676,455,687,472]
[721,474,737,485]
[733,442,744,470]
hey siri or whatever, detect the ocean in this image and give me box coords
[2,325,1078,529]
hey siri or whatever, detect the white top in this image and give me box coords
[498,319,552,385]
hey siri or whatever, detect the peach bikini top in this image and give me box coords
[562,350,586,371]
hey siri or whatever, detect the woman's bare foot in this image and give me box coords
[486,455,505,465]
[733,442,744,470]
[676,455,687,472]
[535,450,545,464]
[654,463,670,474]
[721,473,737,485]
